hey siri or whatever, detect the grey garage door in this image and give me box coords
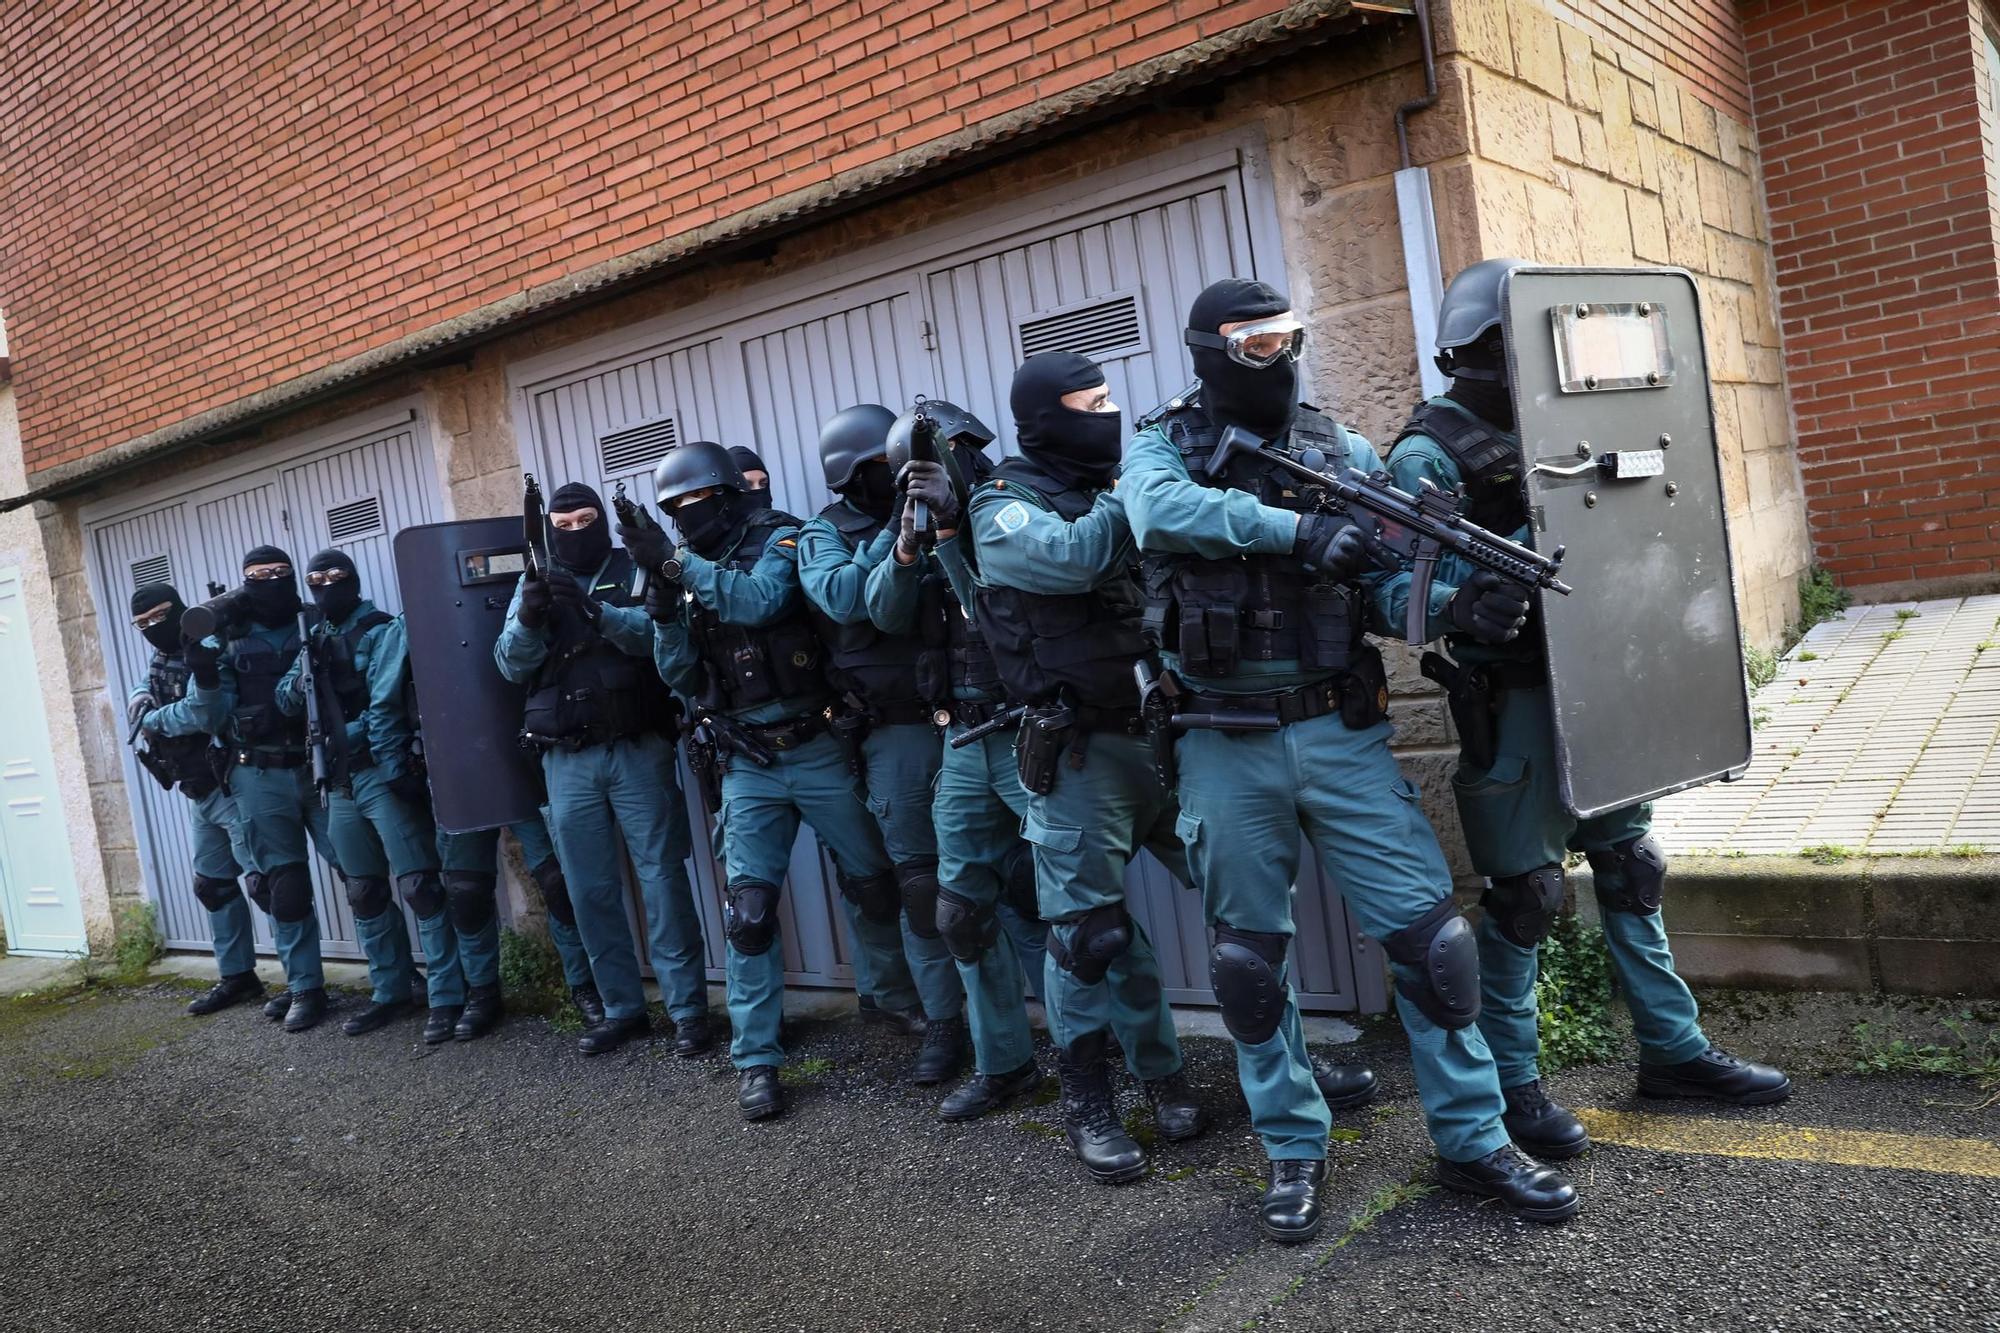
[516,147,1377,1010]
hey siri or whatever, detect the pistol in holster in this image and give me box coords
[686,722,725,810]
[1420,651,1499,773]
[1015,704,1076,796]
[1134,659,1182,792]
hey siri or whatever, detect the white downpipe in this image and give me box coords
[1396,165,1448,400]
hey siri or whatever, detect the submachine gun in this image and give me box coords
[296,609,351,808]
[903,395,944,542]
[522,472,550,583]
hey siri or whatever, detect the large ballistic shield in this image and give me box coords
[1501,266,1752,818]
[394,518,545,833]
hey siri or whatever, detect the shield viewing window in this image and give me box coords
[1550,301,1675,393]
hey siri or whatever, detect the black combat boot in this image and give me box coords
[1502,1079,1590,1159]
[859,995,926,1037]
[187,971,265,1016]
[263,988,293,1022]
[673,1011,714,1057]
[738,1065,785,1121]
[282,987,328,1033]
[577,1012,649,1056]
[1144,1069,1207,1142]
[568,983,607,1028]
[1435,1144,1580,1222]
[423,1005,462,1046]
[938,1059,1042,1121]
[343,997,410,1037]
[1312,1057,1378,1112]
[908,1016,970,1086]
[454,985,503,1042]
[1059,1034,1146,1184]
[1259,1160,1329,1243]
[1638,1047,1793,1105]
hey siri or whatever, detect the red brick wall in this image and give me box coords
[0,0,1309,476]
[1746,0,2000,589]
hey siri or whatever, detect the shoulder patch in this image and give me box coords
[777,537,798,549]
[991,501,1031,536]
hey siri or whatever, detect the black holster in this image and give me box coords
[1421,651,1498,772]
[1015,705,1075,796]
[134,744,177,792]
[687,729,724,809]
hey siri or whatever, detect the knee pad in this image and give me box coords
[1047,903,1131,986]
[345,874,392,920]
[1588,833,1667,915]
[837,870,900,925]
[935,887,999,964]
[1481,864,1567,949]
[192,874,240,913]
[444,871,498,933]
[243,871,272,915]
[398,871,446,919]
[999,841,1041,922]
[1380,898,1480,1030]
[1210,925,1289,1046]
[724,879,782,956]
[530,857,576,928]
[895,858,941,940]
[268,863,317,924]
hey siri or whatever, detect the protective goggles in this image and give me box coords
[131,603,175,630]
[1185,315,1306,369]
[304,568,352,589]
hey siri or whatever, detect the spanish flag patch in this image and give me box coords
[777,538,797,549]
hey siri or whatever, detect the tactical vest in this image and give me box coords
[1393,398,1526,536]
[807,501,940,713]
[972,459,1150,710]
[944,581,1002,702]
[687,511,828,713]
[523,550,682,747]
[1140,402,1366,681]
[144,652,221,798]
[228,626,308,751]
[312,609,397,724]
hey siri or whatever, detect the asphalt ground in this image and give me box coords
[0,978,1994,1333]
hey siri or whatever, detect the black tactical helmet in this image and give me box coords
[817,404,897,490]
[653,440,747,505]
[1434,257,1522,382]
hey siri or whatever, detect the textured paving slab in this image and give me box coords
[1657,596,2000,857]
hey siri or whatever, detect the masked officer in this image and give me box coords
[796,405,972,1087]
[867,414,1050,1120]
[125,583,265,1015]
[184,546,343,1033]
[961,353,1205,1185]
[729,446,773,502]
[1122,278,1577,1240]
[494,483,713,1058]
[641,441,919,1123]
[1383,258,1791,1160]
[274,550,457,1040]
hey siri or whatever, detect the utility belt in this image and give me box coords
[1419,652,1543,773]
[235,746,310,771]
[1133,650,1391,790]
[346,740,377,773]
[942,697,1013,731]
[684,710,823,809]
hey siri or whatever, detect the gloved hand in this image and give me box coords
[617,514,670,572]
[898,459,959,527]
[1446,569,1533,644]
[517,574,553,630]
[126,693,157,729]
[387,766,430,809]
[644,573,681,624]
[1294,514,1384,582]
[183,637,222,690]
[546,567,596,622]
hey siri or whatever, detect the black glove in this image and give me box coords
[517,575,553,630]
[898,459,959,527]
[644,574,681,624]
[387,766,430,809]
[617,515,670,572]
[1293,514,1382,582]
[183,637,222,690]
[546,567,596,623]
[1446,569,1533,645]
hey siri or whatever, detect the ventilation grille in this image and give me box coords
[326,496,385,543]
[129,553,172,591]
[1018,293,1144,361]
[600,414,680,477]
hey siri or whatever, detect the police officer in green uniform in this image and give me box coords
[868,420,1049,1120]
[642,441,919,1122]
[797,405,971,1087]
[1384,259,1791,1158]
[1124,278,1577,1241]
[963,353,1205,1184]
[276,550,456,1041]
[125,583,266,1016]
[185,546,343,1033]
[494,483,713,1059]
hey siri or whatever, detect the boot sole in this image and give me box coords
[1511,1135,1591,1161]
[1637,1076,1794,1106]
[1258,1215,1326,1245]
[740,1100,785,1121]
[1322,1086,1375,1113]
[1080,1158,1147,1185]
[937,1075,1042,1122]
[1436,1171,1582,1224]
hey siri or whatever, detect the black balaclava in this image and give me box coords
[1187,278,1297,438]
[1445,333,1516,431]
[843,458,899,522]
[306,549,363,626]
[1010,352,1123,491]
[670,492,742,559]
[727,446,772,510]
[240,545,302,628]
[131,583,186,653]
[548,482,613,573]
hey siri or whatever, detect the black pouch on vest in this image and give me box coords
[914,648,950,708]
[1300,582,1355,670]
[1339,646,1390,730]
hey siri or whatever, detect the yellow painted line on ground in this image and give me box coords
[1574,1109,2000,1179]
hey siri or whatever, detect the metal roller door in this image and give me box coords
[86,408,443,960]
[513,141,1377,1010]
